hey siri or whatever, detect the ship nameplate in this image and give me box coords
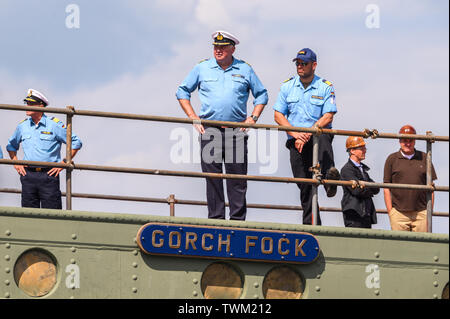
[136,223,320,264]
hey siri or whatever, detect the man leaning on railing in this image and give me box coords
[273,48,341,226]
[176,31,268,221]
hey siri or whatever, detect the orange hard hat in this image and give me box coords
[399,124,416,135]
[346,136,366,150]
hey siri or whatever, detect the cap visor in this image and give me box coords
[24,97,45,105]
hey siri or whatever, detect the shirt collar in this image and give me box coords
[350,158,362,168]
[211,57,239,70]
[295,75,320,89]
[349,158,370,171]
[310,75,320,88]
[29,114,47,127]
[396,149,417,159]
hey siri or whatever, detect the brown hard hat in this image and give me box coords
[399,124,416,135]
[346,136,366,150]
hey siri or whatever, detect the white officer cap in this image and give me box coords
[24,88,49,106]
[211,30,240,46]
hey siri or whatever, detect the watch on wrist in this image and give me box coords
[250,115,259,122]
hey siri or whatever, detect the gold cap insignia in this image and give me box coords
[217,33,223,40]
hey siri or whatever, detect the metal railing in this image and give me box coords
[1,103,449,232]
[0,188,448,218]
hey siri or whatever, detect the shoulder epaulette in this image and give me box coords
[198,58,209,64]
[51,117,65,128]
[241,60,251,67]
[19,118,27,124]
[283,77,294,83]
[322,79,333,86]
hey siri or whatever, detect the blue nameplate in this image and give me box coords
[137,223,320,264]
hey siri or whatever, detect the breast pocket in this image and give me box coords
[309,96,325,119]
[21,134,32,148]
[231,76,249,94]
[286,96,300,114]
[39,133,56,150]
[200,78,218,92]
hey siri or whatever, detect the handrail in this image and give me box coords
[0,159,448,192]
[1,104,449,141]
[1,103,448,233]
[0,188,448,217]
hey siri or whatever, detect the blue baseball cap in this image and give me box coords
[292,48,317,63]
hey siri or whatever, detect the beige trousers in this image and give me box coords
[388,207,428,232]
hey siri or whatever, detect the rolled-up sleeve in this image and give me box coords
[322,85,337,115]
[6,126,22,152]
[249,69,268,106]
[176,65,200,100]
[54,121,82,150]
[70,134,82,150]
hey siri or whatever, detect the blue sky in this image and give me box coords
[0,0,448,233]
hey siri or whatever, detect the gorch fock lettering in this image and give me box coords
[137,223,320,264]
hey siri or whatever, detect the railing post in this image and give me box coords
[311,135,319,226]
[65,106,74,210]
[426,131,433,233]
[169,194,175,216]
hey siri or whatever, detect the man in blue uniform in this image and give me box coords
[176,31,268,220]
[273,48,340,225]
[6,89,82,209]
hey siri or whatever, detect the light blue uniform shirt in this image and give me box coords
[6,114,82,163]
[0,146,3,159]
[273,75,337,139]
[176,57,268,122]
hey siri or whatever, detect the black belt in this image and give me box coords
[25,167,52,172]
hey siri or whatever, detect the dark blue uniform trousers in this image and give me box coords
[20,169,62,209]
[200,127,248,220]
[287,134,335,225]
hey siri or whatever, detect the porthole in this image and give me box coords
[262,266,304,299]
[201,262,243,299]
[14,248,58,297]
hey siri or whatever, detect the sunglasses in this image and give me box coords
[295,61,310,67]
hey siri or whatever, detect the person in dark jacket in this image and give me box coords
[340,136,379,228]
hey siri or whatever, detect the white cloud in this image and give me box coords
[194,0,232,28]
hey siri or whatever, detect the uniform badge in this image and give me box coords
[330,94,336,104]
[217,33,223,40]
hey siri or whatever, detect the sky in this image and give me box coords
[0,0,448,234]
